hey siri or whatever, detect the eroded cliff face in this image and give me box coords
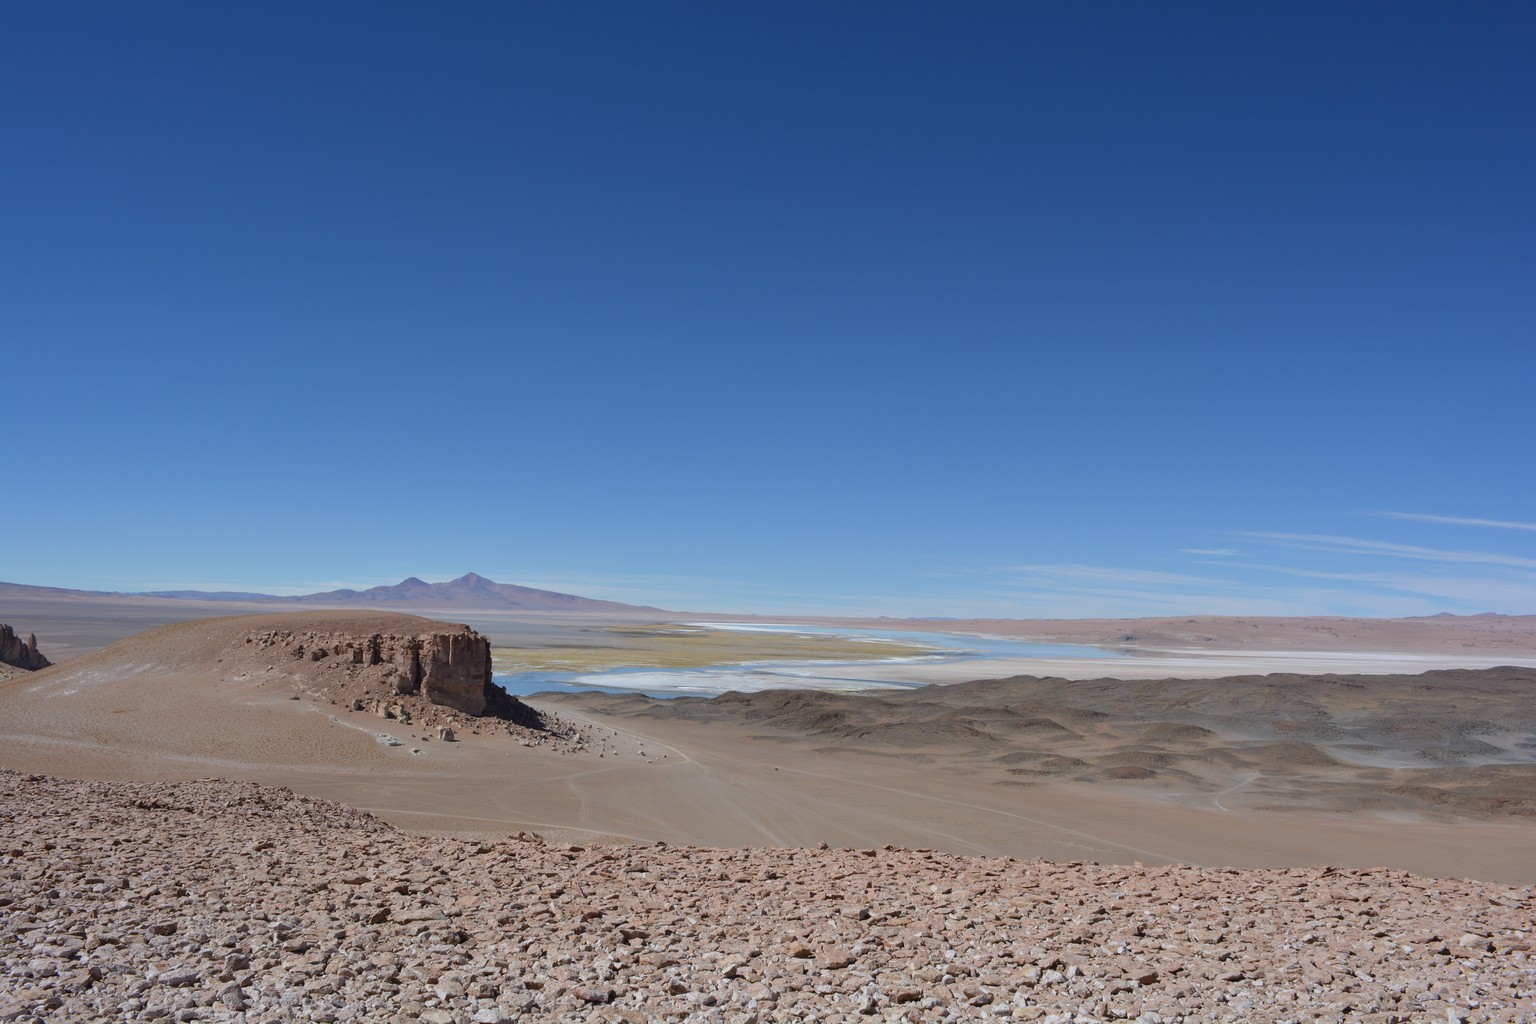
[0,625,50,671]
[244,624,517,720]
[404,630,493,715]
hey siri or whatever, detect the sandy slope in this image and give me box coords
[0,595,676,663]
[1,610,1534,884]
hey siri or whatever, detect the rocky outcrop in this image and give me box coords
[244,623,532,722]
[418,630,492,714]
[0,625,49,671]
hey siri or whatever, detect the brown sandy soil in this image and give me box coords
[1,611,1534,886]
[0,611,577,778]
[0,595,676,664]
[4,771,1533,1024]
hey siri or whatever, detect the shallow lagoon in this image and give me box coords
[495,621,1123,699]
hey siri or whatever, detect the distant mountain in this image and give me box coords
[0,573,661,614]
[139,590,288,601]
[277,573,660,613]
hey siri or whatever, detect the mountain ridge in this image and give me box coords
[0,573,661,614]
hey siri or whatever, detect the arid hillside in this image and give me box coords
[2,771,1532,1024]
[566,665,1536,820]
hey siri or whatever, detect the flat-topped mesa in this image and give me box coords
[0,624,50,671]
[246,623,532,722]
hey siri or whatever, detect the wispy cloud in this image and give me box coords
[1226,561,1536,607]
[1372,511,1536,532]
[929,561,1438,619]
[1237,531,1536,570]
[67,518,1536,619]
[912,520,1536,619]
[999,564,1229,588]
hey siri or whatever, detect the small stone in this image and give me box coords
[819,948,856,969]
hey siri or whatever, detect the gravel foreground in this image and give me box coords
[2,771,1531,1024]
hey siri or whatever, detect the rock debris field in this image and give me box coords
[2,771,1532,1024]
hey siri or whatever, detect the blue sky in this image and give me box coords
[3,2,1533,617]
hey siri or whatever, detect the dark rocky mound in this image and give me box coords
[0,624,49,671]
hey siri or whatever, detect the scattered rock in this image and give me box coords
[571,984,614,1004]
[1,769,1531,1023]
[818,947,856,969]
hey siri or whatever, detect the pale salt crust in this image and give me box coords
[855,646,1536,685]
[557,642,1536,696]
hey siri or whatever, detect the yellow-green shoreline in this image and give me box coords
[492,622,935,674]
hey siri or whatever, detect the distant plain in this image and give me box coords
[2,594,1534,883]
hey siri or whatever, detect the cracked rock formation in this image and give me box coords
[0,624,48,671]
[244,621,524,720]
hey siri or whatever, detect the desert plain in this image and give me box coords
[2,593,1534,1023]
